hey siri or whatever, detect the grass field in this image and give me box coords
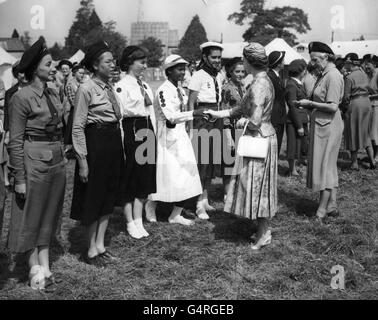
[0,79,377,300]
[0,147,378,300]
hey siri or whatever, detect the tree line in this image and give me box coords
[11,0,312,67]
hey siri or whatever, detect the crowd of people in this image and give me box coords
[0,35,377,291]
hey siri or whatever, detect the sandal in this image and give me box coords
[99,250,120,262]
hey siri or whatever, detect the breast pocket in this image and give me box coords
[27,149,53,174]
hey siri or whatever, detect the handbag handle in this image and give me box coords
[242,120,264,137]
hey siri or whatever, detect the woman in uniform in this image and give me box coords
[221,57,245,198]
[363,54,378,162]
[343,53,376,170]
[285,59,309,176]
[146,55,204,225]
[71,41,123,266]
[295,42,344,220]
[7,38,67,289]
[205,43,278,250]
[115,46,156,239]
[188,42,224,220]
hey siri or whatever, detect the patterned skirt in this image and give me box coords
[224,134,278,220]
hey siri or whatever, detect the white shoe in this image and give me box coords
[145,201,157,223]
[203,199,216,212]
[169,215,195,226]
[251,230,272,250]
[196,207,209,220]
[134,219,150,237]
[29,265,45,290]
[127,222,144,239]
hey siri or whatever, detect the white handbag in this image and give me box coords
[236,122,269,159]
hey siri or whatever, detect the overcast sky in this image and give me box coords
[0,0,378,47]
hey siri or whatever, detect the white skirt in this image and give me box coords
[150,122,202,203]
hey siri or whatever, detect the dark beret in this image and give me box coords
[18,37,49,74]
[288,59,307,76]
[72,63,84,73]
[308,42,334,55]
[362,54,378,65]
[344,52,360,64]
[58,59,73,69]
[12,61,20,78]
[82,41,112,71]
[268,51,285,68]
[120,46,148,71]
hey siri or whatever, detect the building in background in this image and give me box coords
[131,22,179,57]
[0,38,25,60]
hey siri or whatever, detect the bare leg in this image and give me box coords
[251,218,271,250]
[87,220,99,258]
[366,146,376,168]
[169,205,194,226]
[95,215,110,254]
[124,201,143,239]
[145,200,157,222]
[317,189,331,218]
[203,184,215,211]
[38,246,51,278]
[134,198,149,237]
[28,248,39,269]
[326,188,338,214]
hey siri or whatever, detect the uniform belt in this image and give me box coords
[25,134,63,142]
[87,122,120,130]
[351,93,369,99]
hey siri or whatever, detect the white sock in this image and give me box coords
[196,202,209,220]
[134,218,149,237]
[127,221,143,239]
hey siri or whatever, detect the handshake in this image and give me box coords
[193,109,227,122]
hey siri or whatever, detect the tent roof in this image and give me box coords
[0,45,18,66]
[221,42,248,59]
[265,38,309,64]
[331,40,378,58]
[69,49,85,64]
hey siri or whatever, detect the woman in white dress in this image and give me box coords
[145,55,204,225]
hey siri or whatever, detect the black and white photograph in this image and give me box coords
[0,0,378,306]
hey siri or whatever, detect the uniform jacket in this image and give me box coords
[285,78,309,129]
[267,69,287,125]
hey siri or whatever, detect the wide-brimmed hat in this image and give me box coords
[163,54,188,70]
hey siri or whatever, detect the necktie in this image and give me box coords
[177,88,184,112]
[213,77,220,106]
[137,78,153,107]
[106,85,122,120]
[237,84,244,100]
[44,88,60,125]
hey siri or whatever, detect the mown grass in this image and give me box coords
[0,150,377,300]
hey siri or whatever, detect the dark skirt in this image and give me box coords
[8,140,66,253]
[286,122,309,160]
[70,124,124,226]
[193,103,223,184]
[120,117,156,203]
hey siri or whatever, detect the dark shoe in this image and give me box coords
[369,163,377,170]
[82,254,107,268]
[99,250,120,262]
[46,273,64,284]
[327,210,340,218]
[43,277,58,293]
[182,209,196,220]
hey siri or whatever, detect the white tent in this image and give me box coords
[331,40,378,58]
[69,49,85,64]
[265,38,309,64]
[0,46,18,90]
[221,42,249,59]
